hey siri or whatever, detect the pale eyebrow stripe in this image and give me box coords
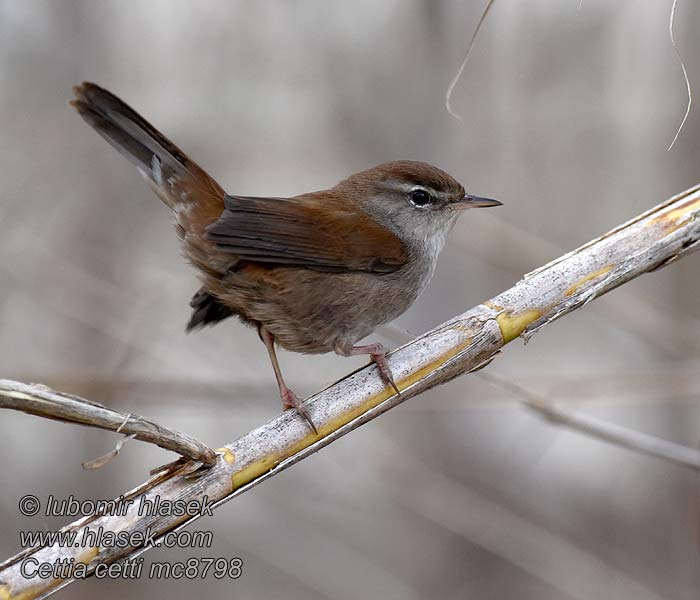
[379,181,443,196]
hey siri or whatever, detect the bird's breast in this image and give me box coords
[211,258,433,354]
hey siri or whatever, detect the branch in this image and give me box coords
[477,371,700,471]
[0,380,217,468]
[1,182,699,599]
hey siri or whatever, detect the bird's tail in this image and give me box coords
[70,82,224,236]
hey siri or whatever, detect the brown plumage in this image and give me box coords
[70,82,501,430]
[207,192,407,272]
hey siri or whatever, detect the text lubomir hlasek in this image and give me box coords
[43,494,215,518]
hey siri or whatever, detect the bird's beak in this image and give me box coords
[453,194,503,210]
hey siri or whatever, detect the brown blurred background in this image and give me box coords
[2,1,700,598]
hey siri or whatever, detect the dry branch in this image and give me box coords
[0,380,217,467]
[1,182,699,599]
[477,371,700,471]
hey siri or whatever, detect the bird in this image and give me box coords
[70,82,501,433]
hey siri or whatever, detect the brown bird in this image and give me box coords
[70,82,501,432]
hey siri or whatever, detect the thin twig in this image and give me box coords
[477,371,700,471]
[445,0,497,120]
[0,380,217,467]
[81,433,138,470]
[667,0,692,151]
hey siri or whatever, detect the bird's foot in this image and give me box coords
[370,349,401,397]
[336,341,402,396]
[280,386,318,435]
[344,342,401,396]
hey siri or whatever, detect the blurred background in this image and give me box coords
[2,1,700,598]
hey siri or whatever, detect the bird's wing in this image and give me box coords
[205,193,408,273]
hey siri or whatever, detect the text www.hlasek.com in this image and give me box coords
[17,493,243,580]
[20,526,213,550]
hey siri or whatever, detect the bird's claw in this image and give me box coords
[371,352,401,397]
[281,387,318,435]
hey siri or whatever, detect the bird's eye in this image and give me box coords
[409,188,434,208]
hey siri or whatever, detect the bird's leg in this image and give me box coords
[336,342,401,396]
[259,326,317,434]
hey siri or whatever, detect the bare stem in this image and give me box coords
[477,371,700,471]
[0,380,217,467]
